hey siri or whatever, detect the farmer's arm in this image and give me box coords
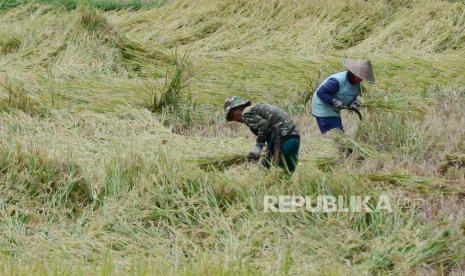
[316,78,340,105]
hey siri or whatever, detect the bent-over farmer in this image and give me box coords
[311,59,375,133]
[224,96,300,174]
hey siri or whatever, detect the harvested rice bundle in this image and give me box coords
[438,153,465,175]
[365,172,464,195]
[445,154,465,164]
[314,156,338,172]
[194,153,248,171]
[362,95,429,119]
[365,173,434,185]
[330,130,379,158]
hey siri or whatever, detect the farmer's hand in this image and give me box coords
[332,98,347,109]
[247,151,260,161]
[349,96,362,109]
[247,144,263,161]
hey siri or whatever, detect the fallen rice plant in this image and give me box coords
[362,94,429,119]
[365,172,434,185]
[314,156,338,172]
[405,226,465,269]
[330,129,380,158]
[194,153,248,171]
[0,77,45,116]
[76,4,171,67]
[365,172,465,195]
[0,31,21,54]
[1,0,465,274]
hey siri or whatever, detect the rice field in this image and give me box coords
[0,0,465,274]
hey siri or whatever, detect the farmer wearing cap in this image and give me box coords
[224,96,300,174]
[311,59,375,133]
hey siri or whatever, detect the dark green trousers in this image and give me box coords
[262,137,300,173]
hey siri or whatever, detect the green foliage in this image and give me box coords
[0,0,21,10]
[0,0,168,11]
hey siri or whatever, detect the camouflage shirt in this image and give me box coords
[242,104,299,146]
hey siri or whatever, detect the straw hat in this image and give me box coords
[343,59,376,83]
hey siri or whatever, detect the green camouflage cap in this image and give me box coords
[223,96,251,121]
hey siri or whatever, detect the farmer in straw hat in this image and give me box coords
[311,59,375,133]
[224,96,300,174]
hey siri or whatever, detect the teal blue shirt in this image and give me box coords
[311,71,360,118]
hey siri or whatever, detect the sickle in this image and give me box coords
[346,107,363,121]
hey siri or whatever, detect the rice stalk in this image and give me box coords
[145,51,202,132]
[77,3,109,33]
[193,153,248,171]
[1,1,465,273]
[362,94,429,119]
[0,77,45,116]
[148,51,190,113]
[76,4,171,67]
[368,225,465,272]
[0,30,21,54]
[365,173,434,185]
[365,172,465,195]
[445,153,465,164]
[406,227,465,269]
[314,156,338,172]
[330,129,380,158]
